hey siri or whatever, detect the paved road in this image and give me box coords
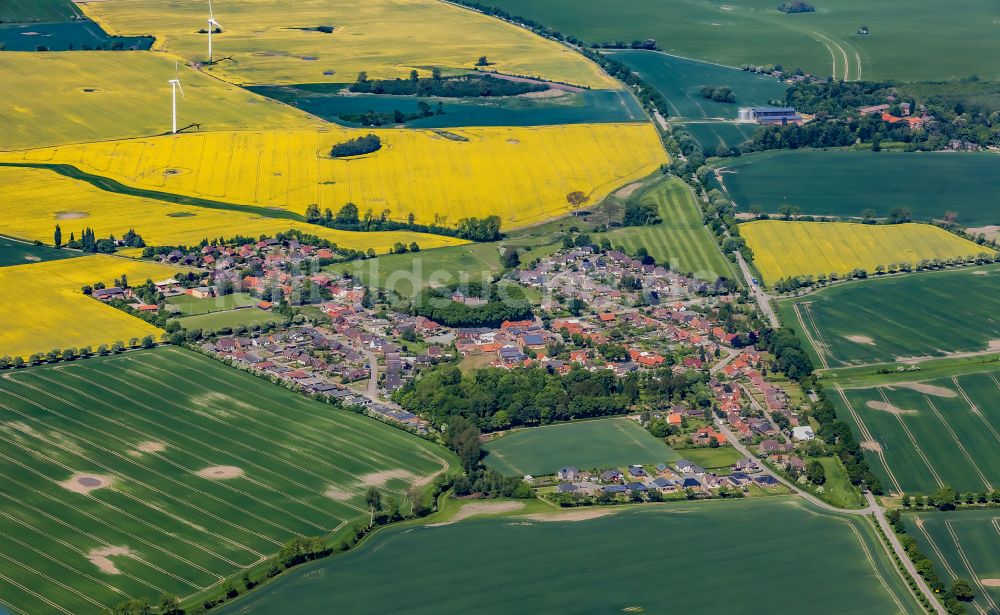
[734,251,779,328]
[866,492,948,615]
[714,419,947,613]
[709,347,739,375]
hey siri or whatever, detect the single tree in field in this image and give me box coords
[158,594,181,615]
[365,486,382,527]
[861,208,876,222]
[950,579,974,602]
[54,224,62,248]
[476,55,489,66]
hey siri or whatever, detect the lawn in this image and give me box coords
[482,417,679,476]
[907,509,1000,614]
[174,308,284,332]
[249,86,646,128]
[0,166,466,253]
[167,293,258,317]
[598,177,739,282]
[673,446,744,474]
[217,497,922,615]
[741,220,992,285]
[1,124,667,231]
[0,347,453,614]
[604,50,787,120]
[80,0,615,89]
[714,151,1000,228]
[0,255,182,360]
[777,264,1000,368]
[0,236,81,268]
[816,456,865,509]
[485,0,1000,82]
[833,369,1000,495]
[0,53,318,151]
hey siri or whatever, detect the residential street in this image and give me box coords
[734,251,779,328]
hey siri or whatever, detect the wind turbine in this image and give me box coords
[207,0,223,63]
[168,63,185,134]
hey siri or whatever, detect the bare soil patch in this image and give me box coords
[359,469,423,487]
[518,88,567,99]
[845,334,876,345]
[324,486,354,501]
[967,225,1000,241]
[521,509,615,522]
[895,382,958,398]
[88,546,133,574]
[60,472,114,494]
[55,211,89,220]
[506,139,521,145]
[866,400,918,415]
[430,501,525,526]
[981,579,1000,587]
[861,439,883,453]
[136,441,165,453]
[196,465,244,479]
[614,181,643,200]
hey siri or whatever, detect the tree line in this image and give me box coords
[305,202,502,242]
[351,69,545,98]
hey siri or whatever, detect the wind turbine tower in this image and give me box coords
[207,0,223,63]
[168,69,184,134]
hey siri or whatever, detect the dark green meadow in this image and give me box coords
[0,236,80,267]
[0,347,452,614]
[218,497,921,615]
[777,265,1000,368]
[714,150,1000,228]
[249,85,645,128]
[834,369,1000,495]
[604,50,787,120]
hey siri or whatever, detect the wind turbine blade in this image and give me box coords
[209,0,214,19]
[177,81,185,98]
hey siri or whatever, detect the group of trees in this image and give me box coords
[394,365,642,431]
[350,69,544,98]
[902,487,1000,510]
[758,327,814,381]
[621,200,662,227]
[330,134,382,157]
[410,283,532,328]
[304,202,501,242]
[808,388,883,493]
[777,1,815,13]
[698,86,736,103]
[339,100,444,127]
[54,226,144,253]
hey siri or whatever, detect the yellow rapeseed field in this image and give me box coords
[0,167,468,252]
[2,124,667,230]
[81,0,615,88]
[741,220,994,285]
[0,256,182,360]
[0,52,319,150]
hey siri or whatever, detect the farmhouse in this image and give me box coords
[738,107,803,125]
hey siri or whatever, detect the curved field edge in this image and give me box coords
[741,220,994,285]
[0,125,668,230]
[214,497,922,615]
[0,165,469,252]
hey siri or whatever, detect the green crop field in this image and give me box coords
[714,151,1000,228]
[599,177,739,282]
[677,121,759,154]
[0,237,80,268]
[249,86,646,127]
[482,417,679,476]
[0,0,82,22]
[907,509,1000,614]
[778,265,1000,369]
[486,0,1000,81]
[605,50,787,120]
[833,369,1000,495]
[0,347,453,614]
[218,497,921,614]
